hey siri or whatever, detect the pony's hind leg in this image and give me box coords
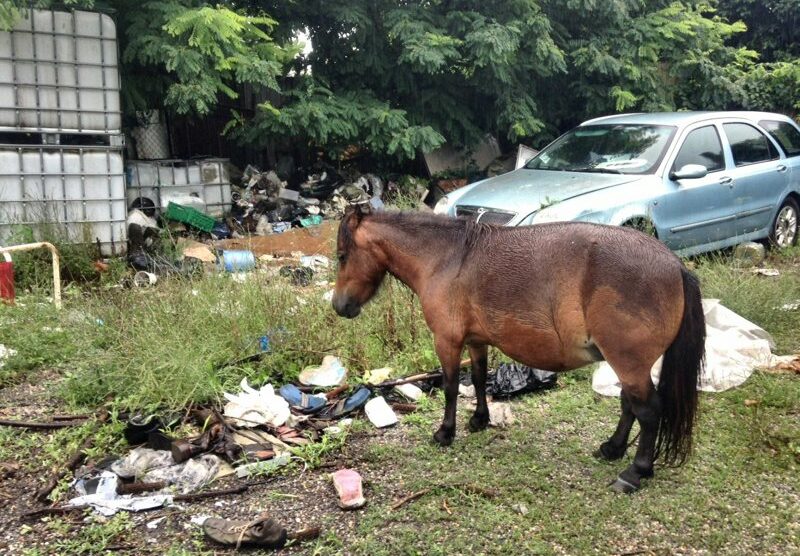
[610,383,661,494]
[467,344,489,432]
[595,391,635,461]
[433,336,464,446]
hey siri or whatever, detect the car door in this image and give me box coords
[720,121,787,237]
[653,123,736,250]
[758,117,800,193]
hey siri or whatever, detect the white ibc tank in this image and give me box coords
[0,145,126,255]
[126,159,232,218]
[0,9,121,133]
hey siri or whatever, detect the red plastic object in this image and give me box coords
[0,261,15,303]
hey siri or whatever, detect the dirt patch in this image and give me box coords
[216,222,337,258]
[0,369,64,421]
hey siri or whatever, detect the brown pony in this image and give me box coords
[332,206,705,493]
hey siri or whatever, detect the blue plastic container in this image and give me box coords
[220,250,256,272]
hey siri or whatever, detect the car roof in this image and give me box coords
[581,111,795,127]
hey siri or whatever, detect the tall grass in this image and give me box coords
[694,248,800,353]
[1,268,438,411]
[1,237,798,412]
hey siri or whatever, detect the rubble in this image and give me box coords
[331,469,366,510]
[364,396,398,428]
[733,241,766,266]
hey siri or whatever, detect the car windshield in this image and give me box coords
[526,124,676,174]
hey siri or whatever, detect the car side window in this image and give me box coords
[672,125,724,173]
[723,122,779,166]
[759,119,800,157]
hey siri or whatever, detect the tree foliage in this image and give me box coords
[121,1,298,117]
[2,0,797,161]
[715,0,800,114]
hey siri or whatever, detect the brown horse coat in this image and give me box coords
[333,209,704,492]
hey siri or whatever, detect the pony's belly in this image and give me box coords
[488,327,598,372]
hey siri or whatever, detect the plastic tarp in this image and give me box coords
[592,299,780,396]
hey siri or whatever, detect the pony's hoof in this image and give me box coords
[468,413,489,433]
[433,427,454,447]
[594,441,625,461]
[609,476,639,494]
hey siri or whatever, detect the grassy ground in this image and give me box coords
[0,245,798,554]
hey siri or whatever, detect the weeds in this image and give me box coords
[289,428,349,469]
[53,513,134,555]
[694,250,800,352]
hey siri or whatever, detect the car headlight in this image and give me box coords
[433,195,451,215]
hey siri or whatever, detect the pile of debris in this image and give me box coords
[227,166,385,238]
[122,165,401,279]
[9,358,556,549]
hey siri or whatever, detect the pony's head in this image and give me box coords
[332,204,387,318]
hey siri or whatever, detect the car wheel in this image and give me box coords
[769,197,799,249]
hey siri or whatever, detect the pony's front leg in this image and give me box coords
[433,336,464,447]
[467,344,489,432]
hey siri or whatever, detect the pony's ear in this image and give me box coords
[345,202,371,226]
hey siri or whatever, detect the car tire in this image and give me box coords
[769,197,799,249]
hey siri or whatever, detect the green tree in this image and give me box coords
[715,0,800,115]
[5,1,793,160]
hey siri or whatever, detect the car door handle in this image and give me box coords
[777,164,787,173]
[719,176,733,187]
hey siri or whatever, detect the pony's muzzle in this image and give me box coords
[332,294,361,319]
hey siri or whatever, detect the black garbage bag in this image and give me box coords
[421,362,557,398]
[486,362,557,398]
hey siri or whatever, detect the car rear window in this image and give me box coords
[723,123,779,166]
[759,119,800,157]
[673,125,724,172]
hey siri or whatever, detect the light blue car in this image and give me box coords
[434,111,800,255]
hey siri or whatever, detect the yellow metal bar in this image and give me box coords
[0,242,62,309]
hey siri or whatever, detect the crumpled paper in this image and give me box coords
[223,378,290,427]
[68,471,172,517]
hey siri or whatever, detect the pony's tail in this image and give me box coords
[655,267,705,466]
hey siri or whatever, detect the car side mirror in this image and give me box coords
[670,164,708,181]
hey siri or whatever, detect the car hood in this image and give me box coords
[454,169,642,215]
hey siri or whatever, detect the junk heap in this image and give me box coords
[125,164,397,276]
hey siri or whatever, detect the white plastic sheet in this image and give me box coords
[592,299,780,396]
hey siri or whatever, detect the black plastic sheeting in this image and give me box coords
[424,362,558,398]
[486,362,557,398]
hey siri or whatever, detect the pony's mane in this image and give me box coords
[355,210,494,258]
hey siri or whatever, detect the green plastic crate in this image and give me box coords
[164,202,216,232]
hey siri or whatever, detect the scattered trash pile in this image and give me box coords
[122,164,408,281]
[11,356,557,549]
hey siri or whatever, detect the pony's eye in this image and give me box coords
[337,254,347,264]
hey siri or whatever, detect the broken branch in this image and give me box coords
[288,526,322,542]
[173,484,248,502]
[0,419,86,430]
[21,505,86,520]
[390,483,498,511]
[116,481,167,495]
[373,372,441,389]
[390,488,432,510]
[33,410,109,504]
